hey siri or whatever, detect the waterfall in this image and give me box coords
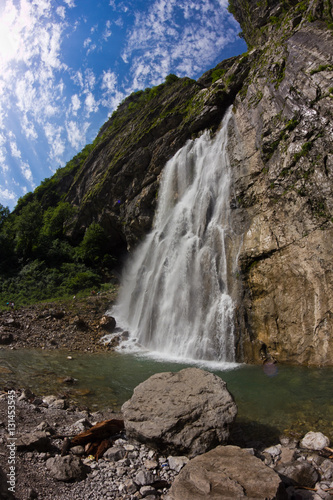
[113,108,240,363]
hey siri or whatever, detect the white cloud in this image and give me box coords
[10,141,22,159]
[101,70,118,93]
[44,123,65,162]
[22,115,38,141]
[122,0,239,88]
[0,187,16,201]
[85,92,99,115]
[71,94,81,114]
[84,37,92,48]
[63,0,76,8]
[56,6,66,19]
[66,120,90,150]
[100,70,124,109]
[103,20,112,41]
[20,160,34,185]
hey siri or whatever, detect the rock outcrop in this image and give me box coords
[227,0,333,365]
[121,368,237,457]
[165,445,287,500]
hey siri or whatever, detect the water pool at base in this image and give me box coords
[1,349,332,443]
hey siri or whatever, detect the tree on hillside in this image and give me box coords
[14,200,43,258]
[0,204,10,226]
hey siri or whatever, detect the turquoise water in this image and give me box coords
[1,349,332,444]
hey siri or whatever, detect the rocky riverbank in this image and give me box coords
[0,289,119,353]
[0,372,332,500]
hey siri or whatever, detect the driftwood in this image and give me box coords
[70,419,124,448]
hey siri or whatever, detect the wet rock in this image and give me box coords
[122,368,237,457]
[300,432,330,451]
[16,431,51,452]
[165,445,286,499]
[62,376,77,385]
[99,315,116,332]
[46,454,90,482]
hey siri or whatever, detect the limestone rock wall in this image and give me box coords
[228,10,333,364]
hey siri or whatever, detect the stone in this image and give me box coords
[71,446,85,456]
[279,447,296,464]
[123,478,138,494]
[103,446,126,461]
[300,432,330,451]
[320,459,333,481]
[122,368,237,457]
[46,455,90,482]
[16,431,51,452]
[35,421,54,433]
[275,460,319,488]
[49,399,66,409]
[71,418,92,432]
[165,445,286,500]
[42,395,57,405]
[167,456,189,472]
[134,470,155,486]
[264,444,282,457]
[140,485,158,497]
[144,459,158,469]
[99,315,116,332]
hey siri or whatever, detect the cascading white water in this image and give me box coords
[113,108,239,363]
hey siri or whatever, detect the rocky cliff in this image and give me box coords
[227,0,333,365]
[57,0,333,365]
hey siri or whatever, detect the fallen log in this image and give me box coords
[70,419,124,448]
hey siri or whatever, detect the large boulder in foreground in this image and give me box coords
[165,445,287,500]
[121,367,237,457]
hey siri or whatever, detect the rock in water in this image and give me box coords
[121,368,237,457]
[165,445,287,500]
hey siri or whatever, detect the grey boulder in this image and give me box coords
[122,367,237,457]
[165,445,287,500]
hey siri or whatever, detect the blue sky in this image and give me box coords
[0,0,246,211]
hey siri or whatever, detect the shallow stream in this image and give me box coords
[1,349,332,444]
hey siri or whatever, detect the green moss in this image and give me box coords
[211,68,227,83]
[310,64,333,75]
[293,141,313,163]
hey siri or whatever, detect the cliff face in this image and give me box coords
[228,0,333,365]
[61,0,333,365]
[63,68,251,253]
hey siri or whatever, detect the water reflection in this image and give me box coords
[0,348,332,441]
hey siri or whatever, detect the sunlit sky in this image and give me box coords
[0,0,246,211]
